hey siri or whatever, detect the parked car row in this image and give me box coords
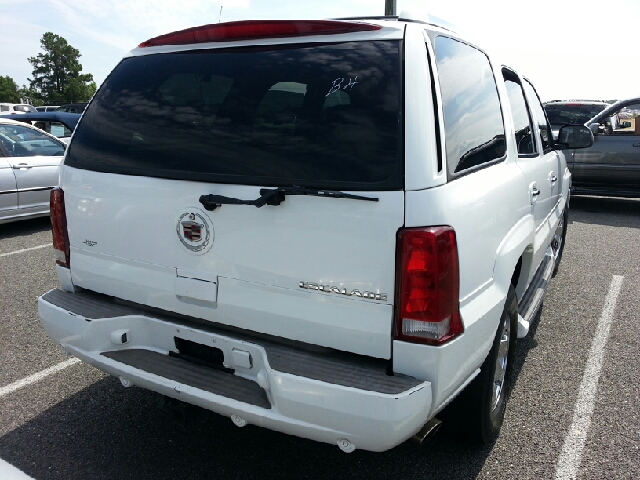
[0,103,87,115]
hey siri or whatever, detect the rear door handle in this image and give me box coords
[529,182,540,205]
[12,163,32,169]
[633,143,640,148]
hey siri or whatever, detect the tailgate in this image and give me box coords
[63,169,404,358]
[60,36,405,359]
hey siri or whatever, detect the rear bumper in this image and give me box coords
[38,289,432,452]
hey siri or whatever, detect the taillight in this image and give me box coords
[50,188,70,268]
[138,20,381,47]
[394,227,463,345]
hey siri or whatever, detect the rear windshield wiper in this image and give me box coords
[199,186,379,211]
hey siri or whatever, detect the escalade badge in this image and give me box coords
[299,281,387,302]
[176,209,214,254]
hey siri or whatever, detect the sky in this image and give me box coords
[1,0,639,102]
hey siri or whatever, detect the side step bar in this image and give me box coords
[517,251,555,338]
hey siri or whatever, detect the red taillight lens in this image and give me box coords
[50,188,70,268]
[394,227,463,345]
[138,20,382,47]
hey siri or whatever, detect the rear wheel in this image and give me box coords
[466,285,518,443]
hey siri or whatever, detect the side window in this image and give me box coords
[598,103,640,135]
[0,124,65,157]
[433,36,506,175]
[49,121,73,138]
[502,70,536,155]
[522,80,552,153]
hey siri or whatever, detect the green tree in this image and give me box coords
[0,75,20,102]
[28,32,96,104]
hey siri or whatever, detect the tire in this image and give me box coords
[466,285,518,444]
[552,207,569,277]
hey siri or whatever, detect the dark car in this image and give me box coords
[566,97,640,198]
[14,112,82,143]
[544,101,610,139]
[55,103,88,113]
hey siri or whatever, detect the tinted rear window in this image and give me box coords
[544,103,608,126]
[67,41,403,190]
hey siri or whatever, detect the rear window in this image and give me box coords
[67,41,403,190]
[544,103,608,126]
[14,105,37,113]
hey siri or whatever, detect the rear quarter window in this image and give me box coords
[522,80,552,152]
[433,36,506,176]
[66,41,403,190]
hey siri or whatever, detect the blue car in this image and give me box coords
[14,112,81,144]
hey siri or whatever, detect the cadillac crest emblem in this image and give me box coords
[176,209,213,254]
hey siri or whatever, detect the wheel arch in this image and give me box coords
[493,214,535,302]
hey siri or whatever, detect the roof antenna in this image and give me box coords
[219,5,223,23]
[384,0,397,15]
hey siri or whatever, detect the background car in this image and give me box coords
[0,117,66,224]
[55,103,87,113]
[36,105,60,112]
[14,111,81,144]
[544,100,610,139]
[566,97,640,197]
[0,103,37,115]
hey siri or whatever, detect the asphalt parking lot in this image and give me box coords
[1,196,638,480]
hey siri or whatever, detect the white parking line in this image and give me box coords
[0,244,50,258]
[0,458,35,480]
[0,358,80,398]
[555,275,624,480]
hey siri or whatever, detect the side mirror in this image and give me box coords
[620,121,632,129]
[556,125,594,149]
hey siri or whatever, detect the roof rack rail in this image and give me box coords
[334,15,455,32]
[334,16,399,21]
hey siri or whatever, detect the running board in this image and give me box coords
[517,251,555,338]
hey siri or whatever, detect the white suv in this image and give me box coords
[0,103,37,115]
[38,17,592,452]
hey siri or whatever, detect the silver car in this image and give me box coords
[0,117,66,224]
